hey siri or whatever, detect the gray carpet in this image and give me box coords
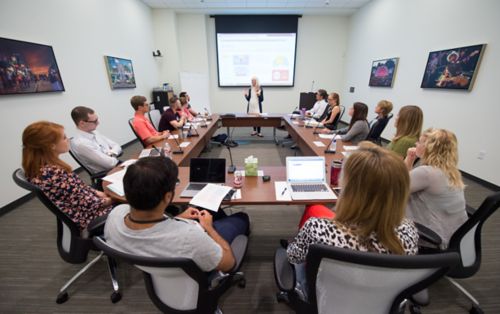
[0,126,498,313]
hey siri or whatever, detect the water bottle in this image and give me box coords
[163,142,172,159]
[300,107,306,120]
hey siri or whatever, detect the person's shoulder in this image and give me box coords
[399,136,417,144]
[109,204,130,219]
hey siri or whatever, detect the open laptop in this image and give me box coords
[286,156,336,200]
[180,158,226,198]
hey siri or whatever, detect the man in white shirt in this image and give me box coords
[306,89,328,120]
[70,106,122,174]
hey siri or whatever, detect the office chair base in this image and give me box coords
[447,277,482,312]
[276,291,290,303]
[111,291,122,303]
[470,304,484,314]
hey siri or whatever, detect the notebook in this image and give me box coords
[180,158,226,198]
[286,156,336,200]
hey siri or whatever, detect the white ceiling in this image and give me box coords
[140,0,372,15]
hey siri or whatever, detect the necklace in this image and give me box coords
[126,213,167,224]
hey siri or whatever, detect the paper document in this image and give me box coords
[189,184,232,212]
[168,134,179,139]
[139,149,152,158]
[343,145,359,151]
[313,141,326,147]
[120,159,137,168]
[292,121,300,125]
[180,142,191,148]
[318,134,335,139]
[107,182,124,196]
[234,170,264,177]
[102,169,126,184]
[275,181,292,201]
[231,189,242,200]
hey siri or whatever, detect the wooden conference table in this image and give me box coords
[104,113,347,205]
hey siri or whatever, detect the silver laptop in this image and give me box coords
[180,158,226,198]
[286,156,336,200]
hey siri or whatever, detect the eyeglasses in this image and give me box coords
[85,118,99,124]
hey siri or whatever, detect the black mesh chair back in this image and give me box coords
[333,105,346,129]
[447,191,500,278]
[12,168,119,304]
[94,235,248,314]
[128,118,147,148]
[366,113,393,145]
[305,245,459,314]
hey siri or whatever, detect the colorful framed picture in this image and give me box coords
[369,57,399,87]
[0,37,65,96]
[104,56,136,89]
[421,44,486,90]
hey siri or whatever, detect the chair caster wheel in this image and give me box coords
[238,278,246,288]
[111,291,122,303]
[276,291,289,303]
[470,304,484,314]
[409,304,422,314]
[56,291,69,304]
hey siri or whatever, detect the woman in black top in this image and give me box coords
[320,92,341,130]
[366,100,393,144]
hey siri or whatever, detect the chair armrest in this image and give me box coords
[274,247,295,292]
[86,214,108,237]
[415,222,442,246]
[466,204,476,217]
[91,170,109,181]
[230,234,248,272]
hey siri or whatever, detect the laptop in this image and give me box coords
[286,156,336,200]
[180,158,226,198]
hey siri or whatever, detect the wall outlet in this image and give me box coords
[477,150,486,160]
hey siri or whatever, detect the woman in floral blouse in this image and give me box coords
[22,121,113,231]
[286,143,419,297]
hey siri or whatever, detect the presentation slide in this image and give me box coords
[217,33,296,87]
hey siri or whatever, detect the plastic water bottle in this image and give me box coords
[300,107,306,119]
[163,142,172,159]
[329,138,337,152]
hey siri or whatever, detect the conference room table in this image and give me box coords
[103,113,348,205]
[220,113,285,144]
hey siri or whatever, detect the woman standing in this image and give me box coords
[22,121,113,231]
[405,128,467,248]
[245,76,264,137]
[387,105,423,158]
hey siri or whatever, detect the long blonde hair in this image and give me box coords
[421,128,464,189]
[393,105,423,142]
[335,143,410,254]
[251,76,260,91]
[22,121,72,178]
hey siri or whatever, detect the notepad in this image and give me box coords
[274,181,292,201]
[189,184,232,212]
[313,141,326,147]
[180,142,191,148]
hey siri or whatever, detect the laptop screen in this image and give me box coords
[286,156,325,183]
[189,158,226,183]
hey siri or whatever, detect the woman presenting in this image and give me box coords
[244,76,264,137]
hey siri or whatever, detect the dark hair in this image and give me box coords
[123,156,178,211]
[130,95,147,111]
[169,95,179,105]
[179,91,187,98]
[349,102,368,130]
[71,106,94,125]
[317,89,328,100]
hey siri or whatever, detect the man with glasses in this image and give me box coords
[70,106,122,173]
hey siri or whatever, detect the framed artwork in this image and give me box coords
[104,56,136,89]
[369,57,399,87]
[0,37,65,96]
[421,44,486,90]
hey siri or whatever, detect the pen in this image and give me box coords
[281,187,287,195]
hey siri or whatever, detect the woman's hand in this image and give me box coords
[95,190,113,207]
[256,89,261,96]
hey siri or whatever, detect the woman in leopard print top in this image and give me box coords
[287,143,419,265]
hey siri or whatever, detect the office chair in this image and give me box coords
[148,109,162,131]
[366,113,394,145]
[128,118,148,148]
[415,191,500,314]
[68,138,110,190]
[93,234,248,314]
[12,169,120,304]
[274,244,459,314]
[332,105,346,130]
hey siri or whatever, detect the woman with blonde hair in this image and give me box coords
[405,128,467,248]
[286,145,418,295]
[320,92,341,130]
[387,105,423,158]
[244,76,264,137]
[22,121,113,231]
